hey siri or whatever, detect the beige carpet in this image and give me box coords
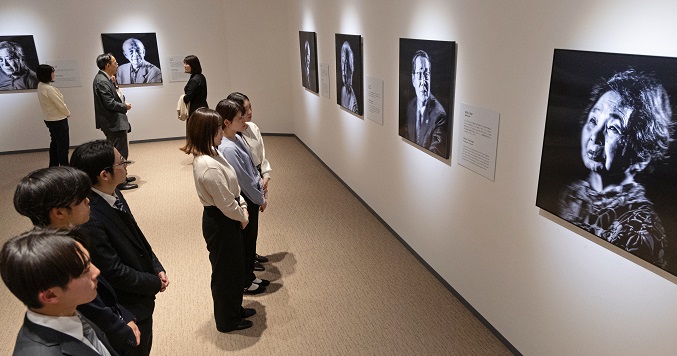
[0,137,513,355]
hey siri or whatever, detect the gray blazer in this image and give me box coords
[12,314,119,356]
[93,71,130,133]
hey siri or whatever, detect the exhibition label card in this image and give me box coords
[168,56,191,83]
[458,103,500,181]
[320,63,330,98]
[366,76,384,125]
[50,60,81,88]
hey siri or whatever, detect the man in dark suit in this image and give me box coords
[13,166,140,354]
[0,229,119,356]
[93,53,136,190]
[405,50,449,158]
[71,140,169,356]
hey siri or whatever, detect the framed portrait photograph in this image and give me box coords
[335,33,363,116]
[536,49,677,277]
[398,38,456,159]
[299,31,319,94]
[101,32,162,85]
[0,35,39,91]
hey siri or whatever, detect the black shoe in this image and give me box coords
[118,183,138,190]
[254,261,265,271]
[126,176,136,182]
[244,283,266,295]
[241,308,256,318]
[252,278,270,287]
[255,254,269,263]
[218,319,253,332]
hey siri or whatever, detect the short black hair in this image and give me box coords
[14,167,91,227]
[70,140,116,185]
[215,98,245,124]
[0,228,90,309]
[36,64,55,83]
[96,53,114,70]
[183,55,202,74]
[226,92,250,107]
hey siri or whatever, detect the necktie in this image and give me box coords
[81,317,111,356]
[114,196,128,214]
[416,110,422,143]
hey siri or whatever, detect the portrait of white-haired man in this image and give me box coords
[115,38,162,85]
[0,40,38,91]
[558,68,674,267]
[404,50,448,158]
[338,41,359,114]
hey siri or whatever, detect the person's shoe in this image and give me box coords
[244,283,266,295]
[126,176,136,182]
[241,308,256,318]
[255,254,269,263]
[117,182,138,190]
[252,278,270,287]
[254,261,265,271]
[218,319,253,332]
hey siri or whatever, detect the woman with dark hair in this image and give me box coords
[183,55,208,117]
[227,92,272,268]
[36,64,70,166]
[559,68,674,266]
[180,108,254,332]
[216,99,270,295]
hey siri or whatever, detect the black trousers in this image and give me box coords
[44,118,69,166]
[126,315,152,356]
[202,206,245,331]
[104,129,129,159]
[242,194,260,286]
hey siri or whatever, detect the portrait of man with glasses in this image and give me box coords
[399,39,456,159]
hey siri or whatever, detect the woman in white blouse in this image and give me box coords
[36,64,70,166]
[180,107,254,332]
[227,92,272,266]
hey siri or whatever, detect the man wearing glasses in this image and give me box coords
[405,50,448,157]
[71,140,169,356]
[93,53,137,190]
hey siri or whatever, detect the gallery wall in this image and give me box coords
[289,0,677,354]
[0,0,293,153]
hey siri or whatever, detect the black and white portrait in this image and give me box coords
[398,38,456,159]
[0,35,39,91]
[537,49,677,276]
[101,33,162,85]
[299,31,318,93]
[335,33,363,116]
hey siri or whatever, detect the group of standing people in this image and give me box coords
[182,90,273,332]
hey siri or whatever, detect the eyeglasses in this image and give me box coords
[413,71,430,80]
[104,158,134,170]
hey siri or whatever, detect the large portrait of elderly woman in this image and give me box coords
[335,33,363,116]
[0,35,39,91]
[101,33,162,85]
[537,49,677,277]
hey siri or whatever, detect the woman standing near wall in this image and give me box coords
[227,92,272,267]
[180,107,254,332]
[183,55,208,117]
[36,64,70,166]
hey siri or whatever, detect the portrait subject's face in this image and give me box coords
[412,56,430,105]
[305,44,311,76]
[580,90,633,173]
[123,41,145,69]
[0,48,26,77]
[341,50,353,87]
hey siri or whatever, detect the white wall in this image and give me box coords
[290,0,677,354]
[0,0,293,153]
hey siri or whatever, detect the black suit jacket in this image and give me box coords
[77,276,137,353]
[405,94,449,158]
[12,314,119,356]
[93,71,130,133]
[82,190,164,321]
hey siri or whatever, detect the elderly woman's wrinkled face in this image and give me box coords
[581,90,633,173]
[341,51,353,87]
[0,48,25,77]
